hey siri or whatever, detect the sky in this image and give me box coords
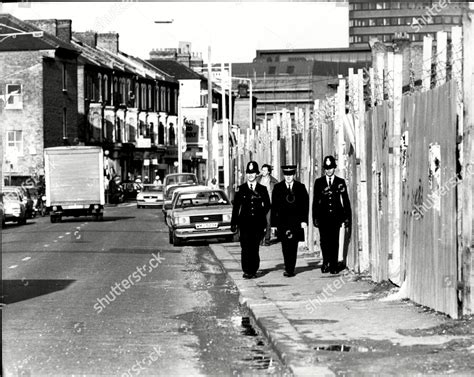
[0,1,349,63]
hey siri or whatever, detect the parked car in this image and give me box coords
[136,184,164,208]
[163,185,206,220]
[162,173,199,217]
[1,191,27,225]
[3,186,34,218]
[0,194,5,227]
[166,186,237,246]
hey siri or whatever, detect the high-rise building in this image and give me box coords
[349,0,465,47]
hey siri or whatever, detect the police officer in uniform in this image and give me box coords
[271,165,309,277]
[231,161,271,279]
[312,156,352,274]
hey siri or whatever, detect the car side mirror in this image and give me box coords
[164,203,172,210]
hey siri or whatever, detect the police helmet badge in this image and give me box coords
[323,155,337,169]
[246,161,259,174]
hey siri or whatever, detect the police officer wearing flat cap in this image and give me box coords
[231,161,271,279]
[271,165,309,277]
[313,155,352,274]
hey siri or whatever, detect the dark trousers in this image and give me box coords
[262,210,272,243]
[319,221,341,269]
[281,238,299,274]
[239,226,262,275]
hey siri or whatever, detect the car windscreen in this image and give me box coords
[175,191,229,208]
[165,175,197,185]
[2,191,20,202]
[142,185,162,192]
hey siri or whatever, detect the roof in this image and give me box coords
[256,46,371,55]
[0,13,79,54]
[147,59,207,81]
[231,60,371,78]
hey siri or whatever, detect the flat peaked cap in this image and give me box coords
[323,155,337,169]
[281,165,297,175]
[246,161,259,174]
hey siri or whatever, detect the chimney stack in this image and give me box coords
[26,19,72,41]
[97,33,119,54]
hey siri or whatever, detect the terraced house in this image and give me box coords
[0,14,178,186]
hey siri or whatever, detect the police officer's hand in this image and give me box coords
[231,224,237,233]
[300,222,307,229]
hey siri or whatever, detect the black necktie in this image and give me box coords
[328,178,332,186]
[250,184,253,191]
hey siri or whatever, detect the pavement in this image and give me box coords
[209,241,471,376]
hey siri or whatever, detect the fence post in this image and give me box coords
[388,51,403,286]
[336,76,346,179]
[461,5,474,316]
[422,35,433,92]
[358,68,370,273]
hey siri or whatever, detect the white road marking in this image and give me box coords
[21,257,31,261]
[58,235,64,239]
[9,265,18,269]
[65,232,71,235]
[44,244,50,247]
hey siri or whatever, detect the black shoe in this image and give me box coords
[337,261,347,272]
[329,268,339,274]
[321,264,329,273]
[283,271,295,277]
[243,273,252,279]
[263,240,271,246]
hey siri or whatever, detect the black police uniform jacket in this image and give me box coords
[231,182,271,230]
[271,180,309,241]
[312,175,351,226]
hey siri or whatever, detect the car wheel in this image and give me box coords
[19,215,27,225]
[172,232,183,247]
[168,229,173,244]
[50,215,57,223]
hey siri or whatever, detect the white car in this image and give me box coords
[1,192,27,225]
[136,184,164,208]
[166,186,237,246]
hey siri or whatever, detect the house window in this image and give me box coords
[7,130,23,156]
[62,63,67,91]
[268,66,276,75]
[141,84,146,110]
[98,73,103,101]
[166,88,170,111]
[286,65,295,74]
[148,85,152,110]
[5,84,23,109]
[104,75,109,103]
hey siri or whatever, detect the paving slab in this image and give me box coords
[209,242,472,376]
